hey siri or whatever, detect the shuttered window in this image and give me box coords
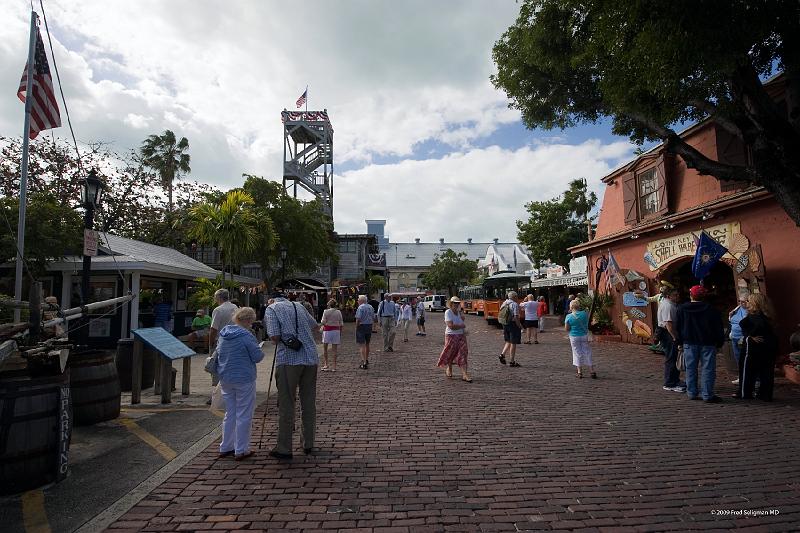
[621,154,669,225]
[715,126,751,192]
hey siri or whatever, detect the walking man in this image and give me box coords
[264,290,320,459]
[675,285,725,403]
[656,288,685,392]
[377,294,398,352]
[354,295,374,369]
[416,297,427,336]
[207,289,238,404]
[499,291,523,367]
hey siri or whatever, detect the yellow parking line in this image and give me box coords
[21,490,51,533]
[117,418,177,461]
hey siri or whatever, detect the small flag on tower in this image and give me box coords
[296,87,307,109]
[17,25,61,139]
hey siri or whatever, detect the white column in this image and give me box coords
[61,272,72,309]
[130,272,140,335]
[120,271,129,338]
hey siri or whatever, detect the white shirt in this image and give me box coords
[211,301,237,332]
[416,301,425,317]
[522,300,539,321]
[444,308,465,335]
[400,304,413,320]
[657,298,677,328]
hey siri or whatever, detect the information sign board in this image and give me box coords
[132,327,195,360]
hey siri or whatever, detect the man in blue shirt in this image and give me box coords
[264,290,320,459]
[377,294,398,352]
[354,295,375,369]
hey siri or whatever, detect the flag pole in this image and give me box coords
[13,10,38,322]
[305,85,308,113]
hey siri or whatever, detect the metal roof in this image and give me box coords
[46,234,261,284]
[383,242,518,268]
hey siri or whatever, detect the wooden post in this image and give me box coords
[131,339,143,404]
[153,356,161,395]
[182,357,191,395]
[160,356,172,404]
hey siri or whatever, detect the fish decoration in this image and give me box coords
[643,251,658,269]
[632,319,652,339]
[628,308,646,320]
[626,269,645,282]
[622,312,633,334]
[736,252,749,273]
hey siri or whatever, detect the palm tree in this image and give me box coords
[140,130,191,214]
[187,190,260,283]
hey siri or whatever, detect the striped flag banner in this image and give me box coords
[17,25,61,139]
[296,87,307,109]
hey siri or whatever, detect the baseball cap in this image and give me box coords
[689,285,707,298]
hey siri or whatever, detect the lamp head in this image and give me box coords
[80,169,104,209]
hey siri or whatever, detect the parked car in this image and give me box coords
[423,294,447,312]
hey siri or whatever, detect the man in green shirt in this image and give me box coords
[187,308,212,351]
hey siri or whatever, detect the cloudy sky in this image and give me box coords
[0,0,636,243]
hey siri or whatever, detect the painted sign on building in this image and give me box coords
[644,222,740,271]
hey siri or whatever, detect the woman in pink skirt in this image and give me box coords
[437,296,472,382]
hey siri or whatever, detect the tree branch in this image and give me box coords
[688,99,743,138]
[626,112,758,184]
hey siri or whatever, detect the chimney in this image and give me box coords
[414,238,420,244]
[493,238,499,244]
[439,238,445,244]
[467,238,472,244]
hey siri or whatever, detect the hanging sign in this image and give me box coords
[83,229,99,257]
[623,291,649,307]
[644,222,740,271]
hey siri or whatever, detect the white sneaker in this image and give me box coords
[731,378,740,385]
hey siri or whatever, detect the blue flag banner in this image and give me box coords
[692,231,728,280]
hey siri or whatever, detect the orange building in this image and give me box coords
[571,83,800,361]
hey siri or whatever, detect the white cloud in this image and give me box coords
[0,1,635,242]
[335,139,635,242]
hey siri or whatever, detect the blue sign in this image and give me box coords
[622,291,649,307]
[132,328,195,360]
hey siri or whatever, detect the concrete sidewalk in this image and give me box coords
[101,315,800,531]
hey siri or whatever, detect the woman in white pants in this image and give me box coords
[215,307,265,460]
[399,300,413,342]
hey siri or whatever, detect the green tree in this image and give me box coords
[492,0,800,225]
[241,175,335,285]
[517,179,597,268]
[422,249,477,296]
[186,190,259,283]
[140,130,191,215]
[0,193,83,283]
[368,274,386,295]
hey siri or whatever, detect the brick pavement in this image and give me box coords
[106,314,800,532]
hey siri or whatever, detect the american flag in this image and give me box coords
[295,87,307,109]
[17,26,61,139]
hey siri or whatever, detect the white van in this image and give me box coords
[423,295,447,312]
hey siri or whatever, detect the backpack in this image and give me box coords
[498,303,511,325]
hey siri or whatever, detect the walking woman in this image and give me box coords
[320,299,343,371]
[437,296,472,382]
[735,293,777,401]
[565,299,596,378]
[521,294,540,344]
[216,307,265,460]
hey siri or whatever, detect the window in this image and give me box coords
[638,167,659,217]
[338,241,356,253]
[623,154,668,225]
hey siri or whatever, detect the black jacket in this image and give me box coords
[740,312,778,358]
[675,301,725,348]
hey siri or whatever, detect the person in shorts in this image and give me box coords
[499,291,522,367]
[354,295,374,369]
[320,299,343,372]
[416,297,427,336]
[521,294,540,344]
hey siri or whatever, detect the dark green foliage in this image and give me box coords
[423,249,477,296]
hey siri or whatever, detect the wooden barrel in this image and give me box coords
[69,350,121,426]
[115,339,156,392]
[0,370,72,495]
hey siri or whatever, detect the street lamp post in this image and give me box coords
[80,169,104,305]
[279,245,288,286]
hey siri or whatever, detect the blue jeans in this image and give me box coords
[730,337,742,363]
[683,345,717,400]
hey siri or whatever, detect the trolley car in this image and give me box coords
[459,271,532,324]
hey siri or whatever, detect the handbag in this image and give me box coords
[269,303,304,351]
[204,349,219,374]
[210,383,225,410]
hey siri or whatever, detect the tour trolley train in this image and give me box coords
[459,271,532,324]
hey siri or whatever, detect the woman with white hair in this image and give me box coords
[565,298,595,378]
[436,296,472,382]
[215,306,265,460]
[320,299,343,371]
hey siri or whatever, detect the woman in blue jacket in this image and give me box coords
[216,307,264,460]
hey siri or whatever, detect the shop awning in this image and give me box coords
[529,273,588,288]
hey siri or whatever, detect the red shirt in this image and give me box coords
[537,302,547,317]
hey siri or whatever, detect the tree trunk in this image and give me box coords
[761,175,800,227]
